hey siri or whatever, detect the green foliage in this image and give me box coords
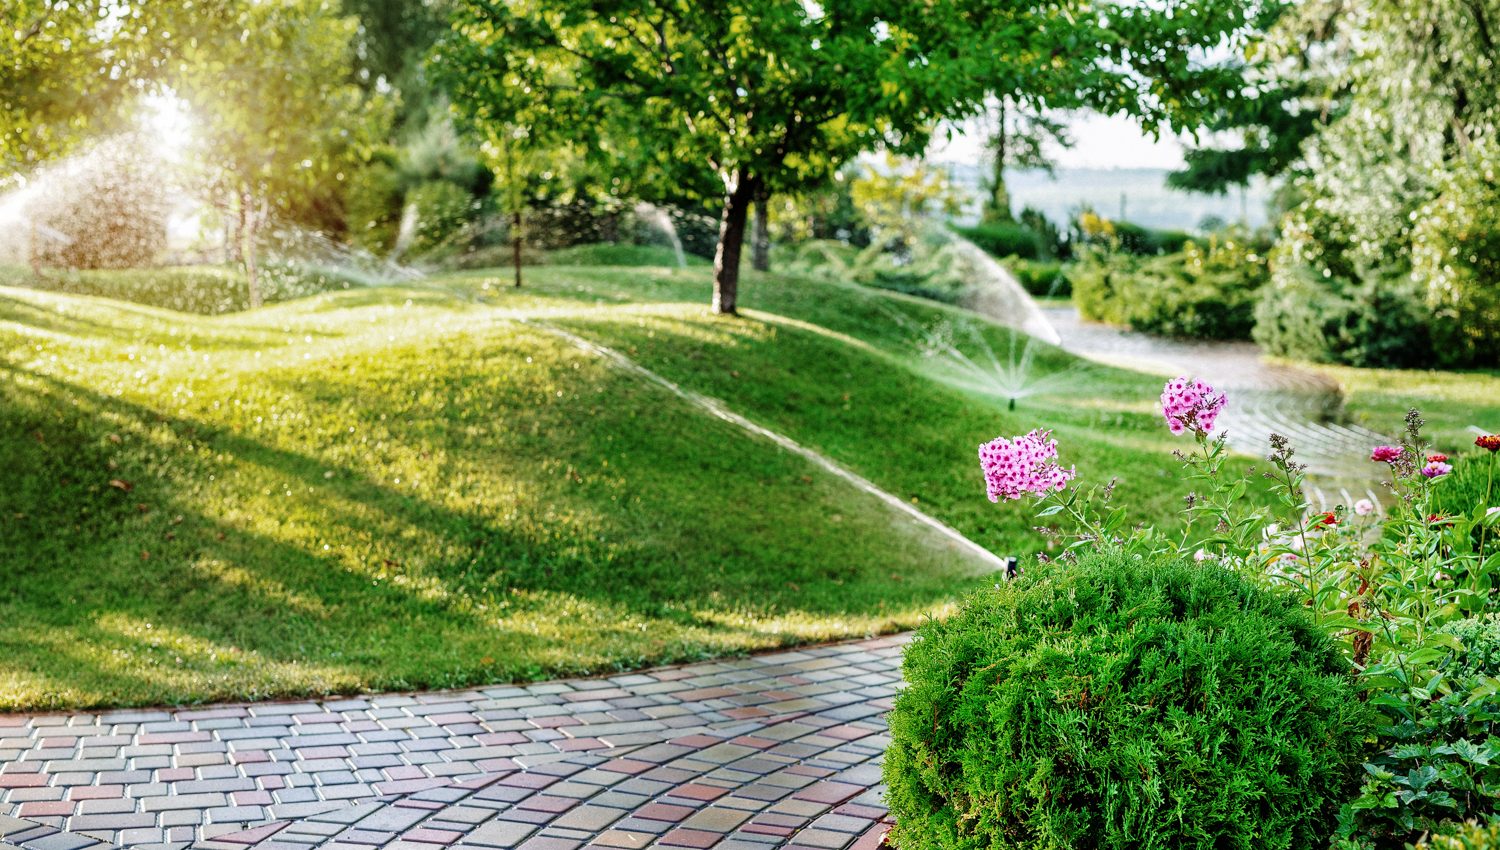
[172,0,379,304]
[404,180,474,256]
[1253,0,1500,368]
[952,222,1045,261]
[1018,207,1064,259]
[1072,212,1192,256]
[1072,237,1268,340]
[1,2,220,171]
[1007,258,1069,297]
[1253,265,1433,368]
[1342,613,1500,844]
[344,159,405,255]
[1421,821,1500,850]
[436,0,1283,306]
[884,550,1372,850]
[1411,141,1500,368]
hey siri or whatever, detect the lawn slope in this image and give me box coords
[2,263,1221,710]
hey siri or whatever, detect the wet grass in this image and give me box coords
[1313,363,1500,451]
[3,263,1265,710]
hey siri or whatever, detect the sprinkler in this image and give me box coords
[1009,396,1017,411]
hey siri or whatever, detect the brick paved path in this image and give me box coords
[0,635,908,850]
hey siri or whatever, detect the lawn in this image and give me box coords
[0,261,1289,709]
[1311,362,1500,451]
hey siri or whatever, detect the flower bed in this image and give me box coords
[886,378,1500,848]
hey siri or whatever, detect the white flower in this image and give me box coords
[1194,548,1211,563]
[1354,499,1376,516]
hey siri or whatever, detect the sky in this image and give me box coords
[921,110,1273,231]
[929,111,1190,170]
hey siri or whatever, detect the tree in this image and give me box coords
[1168,1,1352,194]
[173,0,372,308]
[1,2,227,175]
[438,0,1281,315]
[1256,0,1500,367]
[980,99,1069,223]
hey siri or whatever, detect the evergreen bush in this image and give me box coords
[884,551,1373,850]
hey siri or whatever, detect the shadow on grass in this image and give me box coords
[0,324,978,709]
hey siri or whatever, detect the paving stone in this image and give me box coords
[1,634,907,850]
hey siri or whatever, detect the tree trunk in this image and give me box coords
[231,197,246,263]
[242,193,262,310]
[983,101,1012,223]
[243,202,264,308]
[713,171,760,315]
[751,190,771,272]
[512,208,524,288]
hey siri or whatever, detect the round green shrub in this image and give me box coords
[884,551,1373,850]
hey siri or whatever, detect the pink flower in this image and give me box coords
[1354,498,1376,516]
[1160,377,1227,437]
[1421,461,1452,479]
[979,429,1076,502]
[1371,445,1403,463]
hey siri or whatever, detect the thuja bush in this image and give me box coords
[884,550,1373,850]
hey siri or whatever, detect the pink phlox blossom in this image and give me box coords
[1160,377,1227,436]
[979,429,1076,502]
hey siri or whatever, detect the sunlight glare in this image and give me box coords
[141,91,195,158]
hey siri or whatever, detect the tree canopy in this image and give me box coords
[1,1,229,175]
[437,0,1283,314]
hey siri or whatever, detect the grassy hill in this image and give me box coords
[2,261,1242,710]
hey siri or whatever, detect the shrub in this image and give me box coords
[1073,212,1191,256]
[404,180,475,256]
[1018,207,1065,259]
[1422,821,1500,850]
[953,221,1045,261]
[1411,140,1500,368]
[884,550,1373,850]
[28,134,170,270]
[1071,237,1267,340]
[345,160,405,256]
[1007,258,1069,297]
[1252,265,1434,367]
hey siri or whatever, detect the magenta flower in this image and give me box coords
[1420,461,1452,479]
[1160,377,1227,436]
[1371,445,1403,463]
[979,429,1076,502]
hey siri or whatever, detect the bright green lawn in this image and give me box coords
[1,263,1247,710]
[1313,363,1500,451]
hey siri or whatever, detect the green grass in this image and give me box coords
[544,243,708,267]
[2,262,1267,710]
[1312,363,1500,451]
[1,263,367,315]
